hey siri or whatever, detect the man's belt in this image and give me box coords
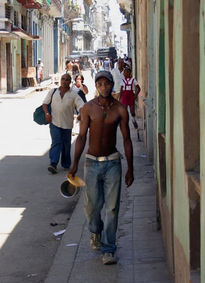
[85,152,121,162]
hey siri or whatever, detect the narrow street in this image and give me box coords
[0,70,95,283]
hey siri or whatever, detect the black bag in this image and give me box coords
[33,88,57,125]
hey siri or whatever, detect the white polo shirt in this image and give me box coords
[111,67,124,93]
[43,88,84,129]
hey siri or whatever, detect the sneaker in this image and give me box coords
[48,164,57,174]
[90,233,101,250]
[102,253,117,265]
[132,120,138,129]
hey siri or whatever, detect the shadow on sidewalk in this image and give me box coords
[45,121,173,283]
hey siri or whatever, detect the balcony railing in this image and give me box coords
[0,18,12,32]
[84,23,92,34]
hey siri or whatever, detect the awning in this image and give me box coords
[120,22,131,31]
[16,0,42,9]
[0,30,19,39]
[12,27,41,40]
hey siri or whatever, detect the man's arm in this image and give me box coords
[75,92,85,112]
[119,86,123,101]
[69,105,90,176]
[119,107,134,187]
[42,89,53,123]
[42,104,52,123]
[134,79,141,96]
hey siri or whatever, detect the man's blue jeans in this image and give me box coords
[49,123,72,168]
[84,157,122,254]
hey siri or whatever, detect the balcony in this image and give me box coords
[12,26,41,40]
[84,23,92,35]
[84,0,93,6]
[72,21,93,38]
[72,20,84,32]
[16,0,43,9]
[49,0,61,17]
[0,18,12,32]
[67,4,80,19]
[116,0,132,14]
[0,18,19,38]
[120,21,131,31]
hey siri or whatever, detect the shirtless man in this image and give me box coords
[69,71,134,265]
[65,60,73,76]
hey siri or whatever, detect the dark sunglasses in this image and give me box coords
[61,77,71,81]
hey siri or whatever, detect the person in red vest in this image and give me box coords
[120,67,141,129]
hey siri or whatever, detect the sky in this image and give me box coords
[108,0,127,54]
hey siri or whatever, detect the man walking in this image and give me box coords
[36,58,44,85]
[69,71,134,265]
[42,73,84,174]
[111,58,125,100]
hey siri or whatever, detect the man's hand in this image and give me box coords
[125,169,134,187]
[69,164,78,177]
[45,113,52,123]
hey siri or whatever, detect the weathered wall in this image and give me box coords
[0,39,7,93]
[163,0,174,274]
[134,0,202,280]
[145,0,156,161]
[42,17,54,78]
[136,0,148,121]
[200,0,205,282]
[172,0,190,280]
[11,40,21,91]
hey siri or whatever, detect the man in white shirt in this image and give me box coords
[42,73,84,174]
[111,58,125,100]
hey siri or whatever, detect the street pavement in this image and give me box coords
[0,71,173,283]
[44,124,173,283]
[0,71,95,283]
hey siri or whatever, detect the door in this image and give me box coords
[6,43,13,92]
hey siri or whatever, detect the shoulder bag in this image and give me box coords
[33,88,57,125]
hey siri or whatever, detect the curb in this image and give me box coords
[44,191,86,283]
[0,79,52,99]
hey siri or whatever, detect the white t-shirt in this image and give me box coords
[120,77,138,91]
[111,67,124,93]
[43,88,84,129]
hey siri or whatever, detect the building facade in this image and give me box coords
[118,0,205,282]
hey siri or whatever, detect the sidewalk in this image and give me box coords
[45,122,173,283]
[0,78,52,99]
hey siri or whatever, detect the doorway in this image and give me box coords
[6,43,13,92]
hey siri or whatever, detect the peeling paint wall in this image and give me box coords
[200,0,205,281]
[134,0,202,280]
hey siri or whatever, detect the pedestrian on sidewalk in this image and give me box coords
[111,58,125,101]
[36,58,44,85]
[65,60,73,76]
[69,71,134,265]
[89,58,96,79]
[72,60,81,81]
[42,73,84,174]
[119,66,141,129]
[103,57,111,72]
[73,74,88,103]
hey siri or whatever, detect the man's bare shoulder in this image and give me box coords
[82,98,97,109]
[113,99,128,113]
[80,98,97,116]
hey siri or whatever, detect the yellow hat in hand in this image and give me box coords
[67,173,85,187]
